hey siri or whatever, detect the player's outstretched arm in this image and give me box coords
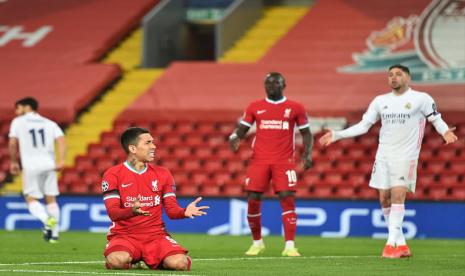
[319,130,334,147]
[185,197,209,218]
[443,127,458,145]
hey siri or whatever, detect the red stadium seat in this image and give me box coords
[419,149,434,160]
[172,146,192,159]
[203,158,224,172]
[218,123,235,136]
[345,145,367,159]
[311,184,333,199]
[335,157,357,172]
[83,171,101,186]
[428,186,449,201]
[313,158,333,173]
[357,158,374,173]
[193,147,213,159]
[74,156,94,173]
[191,170,209,185]
[323,170,344,186]
[323,147,345,159]
[426,136,444,148]
[172,170,189,187]
[450,185,465,201]
[87,143,106,159]
[100,131,119,148]
[302,171,322,185]
[69,183,90,194]
[223,181,244,197]
[161,133,184,147]
[211,170,233,185]
[61,169,80,185]
[206,134,227,147]
[357,186,378,199]
[417,173,437,188]
[182,159,202,171]
[160,157,179,171]
[295,185,311,198]
[449,162,465,174]
[436,147,458,159]
[175,120,196,134]
[215,145,235,159]
[224,158,244,173]
[95,158,115,174]
[197,121,218,135]
[425,160,447,174]
[176,183,199,197]
[334,184,355,199]
[200,181,221,197]
[154,121,175,135]
[439,173,460,187]
[185,133,206,148]
[346,171,367,188]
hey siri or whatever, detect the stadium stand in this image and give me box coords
[3,0,464,203]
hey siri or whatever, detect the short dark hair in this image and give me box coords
[15,97,38,111]
[120,127,150,154]
[265,72,286,87]
[389,64,410,75]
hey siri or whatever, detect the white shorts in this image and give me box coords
[368,159,418,193]
[22,170,60,199]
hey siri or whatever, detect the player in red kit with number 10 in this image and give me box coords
[229,72,314,257]
[102,127,209,271]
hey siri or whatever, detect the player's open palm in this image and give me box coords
[319,130,334,147]
[185,197,209,218]
[132,198,151,216]
[443,127,458,145]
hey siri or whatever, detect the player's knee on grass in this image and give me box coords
[163,254,190,271]
[106,252,132,269]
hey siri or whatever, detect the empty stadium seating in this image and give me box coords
[56,117,465,203]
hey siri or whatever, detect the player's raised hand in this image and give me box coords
[185,197,209,218]
[443,127,458,145]
[319,130,334,147]
[132,198,151,216]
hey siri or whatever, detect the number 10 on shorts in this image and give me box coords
[286,170,297,186]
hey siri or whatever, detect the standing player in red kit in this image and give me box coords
[102,127,209,270]
[229,72,314,257]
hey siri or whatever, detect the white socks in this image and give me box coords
[28,201,49,225]
[285,240,295,250]
[46,202,60,238]
[253,239,264,247]
[387,204,406,246]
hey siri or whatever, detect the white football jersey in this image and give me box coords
[362,88,441,161]
[9,112,64,171]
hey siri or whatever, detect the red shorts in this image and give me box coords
[103,233,188,269]
[245,161,298,193]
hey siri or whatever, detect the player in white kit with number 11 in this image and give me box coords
[319,64,457,258]
[8,97,66,243]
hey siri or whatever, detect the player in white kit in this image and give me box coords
[8,97,67,243]
[319,65,457,258]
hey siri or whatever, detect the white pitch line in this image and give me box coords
[0,269,198,276]
[0,255,378,268]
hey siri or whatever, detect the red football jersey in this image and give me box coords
[241,97,309,163]
[101,162,185,237]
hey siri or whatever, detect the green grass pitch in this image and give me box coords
[1,230,465,275]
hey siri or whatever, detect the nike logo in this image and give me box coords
[289,183,297,187]
[257,110,266,114]
[121,183,133,188]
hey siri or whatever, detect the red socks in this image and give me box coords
[280,196,297,241]
[247,199,262,240]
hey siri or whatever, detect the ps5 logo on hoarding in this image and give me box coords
[338,0,465,84]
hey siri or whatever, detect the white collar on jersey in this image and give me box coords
[124,161,148,175]
[391,87,412,96]
[265,96,287,104]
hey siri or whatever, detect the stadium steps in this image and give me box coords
[219,6,309,63]
[1,28,164,194]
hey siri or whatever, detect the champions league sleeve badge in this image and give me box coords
[338,0,465,84]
